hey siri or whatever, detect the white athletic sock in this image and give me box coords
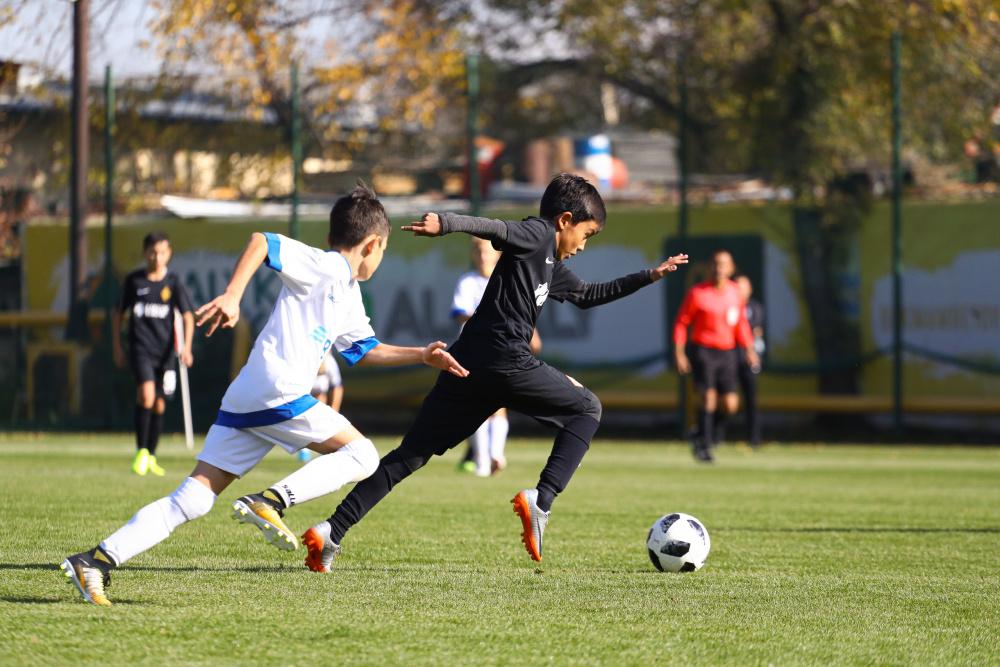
[100,477,216,566]
[272,439,379,507]
[471,422,491,476]
[489,414,509,462]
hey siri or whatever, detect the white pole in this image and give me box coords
[174,310,195,450]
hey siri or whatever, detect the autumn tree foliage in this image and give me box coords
[146,0,467,156]
[474,0,1000,195]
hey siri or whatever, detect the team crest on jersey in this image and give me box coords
[160,285,172,302]
[535,282,549,307]
[726,305,740,326]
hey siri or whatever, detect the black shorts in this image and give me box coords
[398,362,603,459]
[690,345,738,394]
[129,350,174,397]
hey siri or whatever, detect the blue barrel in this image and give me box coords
[573,134,613,190]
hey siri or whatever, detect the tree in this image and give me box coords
[472,0,1000,195]
[146,0,468,159]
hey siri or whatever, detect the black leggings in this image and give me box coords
[327,363,602,543]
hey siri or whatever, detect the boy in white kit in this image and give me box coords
[60,184,468,606]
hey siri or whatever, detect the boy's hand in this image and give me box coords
[181,348,194,368]
[402,213,442,237]
[195,291,240,337]
[422,341,469,378]
[650,254,689,282]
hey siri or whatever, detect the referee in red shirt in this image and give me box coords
[673,249,759,462]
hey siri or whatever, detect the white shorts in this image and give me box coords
[198,402,353,477]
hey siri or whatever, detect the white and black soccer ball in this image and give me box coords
[646,513,711,572]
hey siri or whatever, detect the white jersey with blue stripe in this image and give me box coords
[216,233,377,427]
[451,271,490,322]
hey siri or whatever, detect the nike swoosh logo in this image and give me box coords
[545,257,554,264]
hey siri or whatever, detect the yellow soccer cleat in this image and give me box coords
[132,448,150,476]
[60,550,113,607]
[147,455,166,477]
[231,494,298,551]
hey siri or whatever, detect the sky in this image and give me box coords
[0,0,359,80]
[0,1,573,82]
[0,0,162,78]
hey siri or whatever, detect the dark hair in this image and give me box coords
[143,231,170,250]
[539,173,607,227]
[328,181,391,248]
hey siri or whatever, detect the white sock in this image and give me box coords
[471,422,491,476]
[100,477,216,566]
[272,439,379,507]
[489,414,509,462]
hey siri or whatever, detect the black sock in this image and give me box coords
[328,447,430,545]
[699,409,715,448]
[713,411,728,445]
[693,408,705,439]
[535,415,600,512]
[135,405,152,452]
[147,410,164,456]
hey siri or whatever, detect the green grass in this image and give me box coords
[1,434,998,666]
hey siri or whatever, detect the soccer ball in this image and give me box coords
[646,513,711,572]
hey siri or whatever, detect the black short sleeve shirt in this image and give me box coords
[119,269,194,358]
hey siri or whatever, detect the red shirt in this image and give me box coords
[673,280,753,351]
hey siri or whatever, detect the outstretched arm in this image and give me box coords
[357,341,469,378]
[403,212,509,243]
[195,232,268,336]
[553,254,689,310]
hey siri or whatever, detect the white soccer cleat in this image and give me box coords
[301,522,341,573]
[490,455,507,476]
[231,496,298,551]
[511,488,549,562]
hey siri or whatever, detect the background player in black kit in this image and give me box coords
[298,174,688,569]
[113,232,195,476]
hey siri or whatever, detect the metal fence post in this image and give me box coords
[290,61,301,240]
[676,48,690,439]
[891,31,904,435]
[104,64,115,426]
[466,52,481,216]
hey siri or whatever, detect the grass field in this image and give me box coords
[1,434,998,666]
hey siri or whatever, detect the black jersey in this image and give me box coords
[437,214,654,373]
[119,269,194,358]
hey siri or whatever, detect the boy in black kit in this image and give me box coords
[114,232,195,476]
[302,174,688,568]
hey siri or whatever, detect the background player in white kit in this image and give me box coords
[59,185,468,606]
[452,238,541,476]
[312,351,344,411]
[299,352,345,462]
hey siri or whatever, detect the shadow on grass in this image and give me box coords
[720,527,1000,534]
[0,563,299,574]
[1,595,140,605]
